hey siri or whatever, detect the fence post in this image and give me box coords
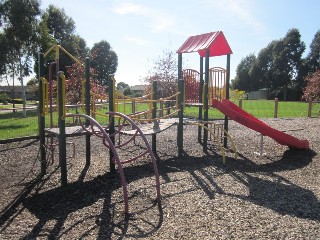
[132,100,136,114]
[239,99,242,109]
[308,100,312,117]
[160,99,163,118]
[274,98,278,118]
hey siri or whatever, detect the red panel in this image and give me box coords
[177,31,233,57]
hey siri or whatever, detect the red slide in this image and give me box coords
[212,99,309,149]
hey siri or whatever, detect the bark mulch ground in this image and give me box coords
[0,117,319,239]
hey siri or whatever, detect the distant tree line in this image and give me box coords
[231,28,320,101]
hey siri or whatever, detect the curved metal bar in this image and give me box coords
[66,112,161,212]
[105,112,161,203]
[66,113,129,213]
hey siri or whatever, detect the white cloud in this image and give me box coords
[113,2,147,15]
[227,0,264,32]
[205,0,265,34]
[123,36,150,46]
[112,2,176,33]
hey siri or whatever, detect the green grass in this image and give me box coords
[0,100,319,140]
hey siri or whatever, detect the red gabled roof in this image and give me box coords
[176,31,233,57]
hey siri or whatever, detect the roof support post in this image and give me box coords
[224,54,231,148]
[203,50,210,152]
[198,56,204,143]
[177,53,184,157]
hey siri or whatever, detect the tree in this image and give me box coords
[254,41,277,96]
[302,69,320,101]
[37,5,89,75]
[231,54,258,92]
[123,87,132,96]
[48,63,107,105]
[26,77,39,100]
[117,81,129,93]
[306,30,320,73]
[241,29,306,100]
[280,28,305,99]
[0,0,41,116]
[90,40,118,86]
[143,49,177,98]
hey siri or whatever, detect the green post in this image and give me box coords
[58,71,67,187]
[177,53,184,157]
[224,54,231,148]
[108,75,116,174]
[198,56,204,143]
[203,50,209,152]
[152,80,158,154]
[85,57,91,166]
[38,52,46,175]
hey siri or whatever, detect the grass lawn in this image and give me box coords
[0,100,319,140]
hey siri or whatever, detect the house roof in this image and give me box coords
[0,85,30,92]
[131,85,147,91]
[176,31,233,57]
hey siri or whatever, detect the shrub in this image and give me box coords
[0,93,10,103]
[8,98,23,104]
[230,89,246,100]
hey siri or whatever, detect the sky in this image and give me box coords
[19,0,320,86]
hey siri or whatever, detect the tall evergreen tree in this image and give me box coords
[90,40,118,86]
[306,30,320,73]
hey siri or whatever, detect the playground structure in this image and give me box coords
[37,39,237,213]
[38,46,162,214]
[176,31,233,156]
[175,31,309,155]
[37,31,309,213]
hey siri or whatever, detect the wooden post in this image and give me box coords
[274,98,278,118]
[239,99,242,109]
[160,99,163,118]
[308,100,312,117]
[132,100,136,114]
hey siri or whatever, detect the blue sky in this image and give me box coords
[40,0,319,86]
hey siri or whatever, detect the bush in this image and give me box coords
[230,89,246,100]
[8,98,23,104]
[0,93,10,103]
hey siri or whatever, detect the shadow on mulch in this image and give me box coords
[21,172,163,240]
[158,148,319,221]
[1,147,318,239]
